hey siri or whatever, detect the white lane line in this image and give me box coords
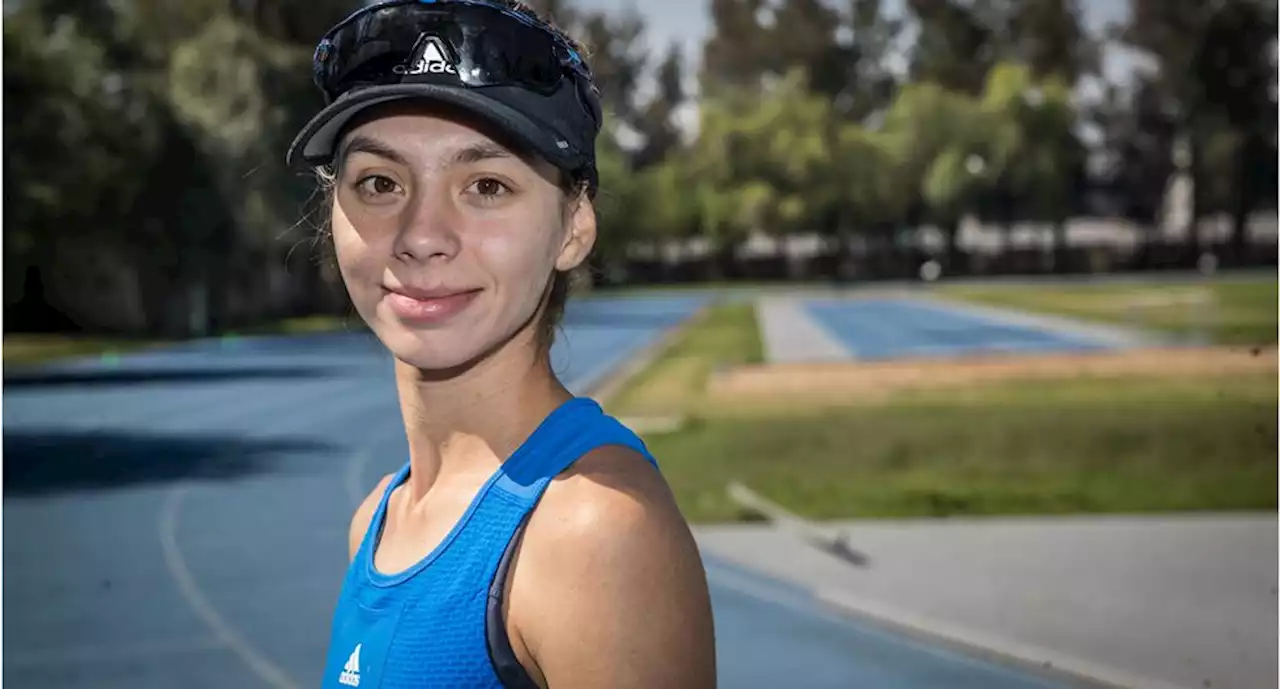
[158,484,300,689]
[756,296,854,363]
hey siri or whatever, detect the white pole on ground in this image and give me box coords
[726,481,871,567]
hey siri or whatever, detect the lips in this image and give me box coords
[390,285,478,301]
[383,285,481,323]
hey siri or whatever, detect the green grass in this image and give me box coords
[935,277,1277,346]
[607,302,763,416]
[647,373,1277,522]
[607,302,1278,523]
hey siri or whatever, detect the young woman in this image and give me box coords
[285,1,717,687]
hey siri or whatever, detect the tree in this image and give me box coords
[979,62,1084,269]
[881,80,995,267]
[906,0,1002,95]
[632,42,688,170]
[1090,76,1177,265]
[1192,0,1278,262]
[575,9,650,128]
[523,0,578,26]
[1006,0,1096,85]
[880,80,995,264]
[769,0,858,99]
[844,0,905,120]
[701,0,773,92]
[834,124,906,274]
[231,0,369,46]
[1119,0,1276,259]
[4,5,175,333]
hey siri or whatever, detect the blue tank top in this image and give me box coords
[319,396,659,689]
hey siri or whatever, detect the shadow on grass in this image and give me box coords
[2,429,335,496]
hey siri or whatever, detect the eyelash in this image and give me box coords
[353,175,401,198]
[349,175,514,203]
[467,177,513,202]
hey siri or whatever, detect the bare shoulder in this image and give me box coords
[514,444,717,688]
[348,473,395,562]
[543,443,685,531]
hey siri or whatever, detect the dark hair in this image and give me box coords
[537,171,590,353]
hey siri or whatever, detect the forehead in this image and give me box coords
[338,101,539,170]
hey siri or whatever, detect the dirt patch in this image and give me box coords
[708,345,1277,400]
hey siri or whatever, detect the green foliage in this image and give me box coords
[6,0,1276,335]
[4,10,164,236]
[167,17,315,245]
[689,70,852,240]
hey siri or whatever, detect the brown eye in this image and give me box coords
[472,178,510,197]
[355,175,401,197]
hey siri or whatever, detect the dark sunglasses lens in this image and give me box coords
[320,3,566,100]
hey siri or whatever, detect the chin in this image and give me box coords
[355,291,538,374]
[374,324,491,372]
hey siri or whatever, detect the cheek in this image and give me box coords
[473,217,563,293]
[330,205,382,287]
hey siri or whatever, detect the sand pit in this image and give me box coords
[708,345,1278,400]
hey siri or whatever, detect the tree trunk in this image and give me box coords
[1229,133,1254,266]
[708,242,736,282]
[1051,218,1068,274]
[943,218,961,273]
[1135,222,1156,270]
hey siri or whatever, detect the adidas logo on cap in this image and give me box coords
[394,35,457,76]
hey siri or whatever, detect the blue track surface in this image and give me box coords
[4,294,1070,689]
[803,298,1119,361]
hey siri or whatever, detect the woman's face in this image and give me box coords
[330,104,596,371]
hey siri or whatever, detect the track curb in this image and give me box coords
[724,482,1190,689]
[814,588,1188,689]
[580,300,712,406]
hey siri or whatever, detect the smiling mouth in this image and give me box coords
[383,287,481,323]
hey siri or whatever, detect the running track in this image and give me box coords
[3,294,1070,689]
[801,297,1136,361]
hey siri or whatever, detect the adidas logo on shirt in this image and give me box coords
[339,643,362,687]
[394,35,457,75]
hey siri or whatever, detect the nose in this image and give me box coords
[391,186,461,264]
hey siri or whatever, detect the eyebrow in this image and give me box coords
[338,134,409,169]
[452,143,515,165]
[337,136,515,171]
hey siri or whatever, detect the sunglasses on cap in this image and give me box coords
[312,0,598,111]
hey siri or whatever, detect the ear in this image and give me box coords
[554,192,597,272]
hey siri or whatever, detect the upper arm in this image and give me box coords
[349,474,394,562]
[514,447,717,689]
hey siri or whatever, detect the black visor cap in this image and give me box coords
[287,0,601,193]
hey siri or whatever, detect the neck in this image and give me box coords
[393,333,572,502]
